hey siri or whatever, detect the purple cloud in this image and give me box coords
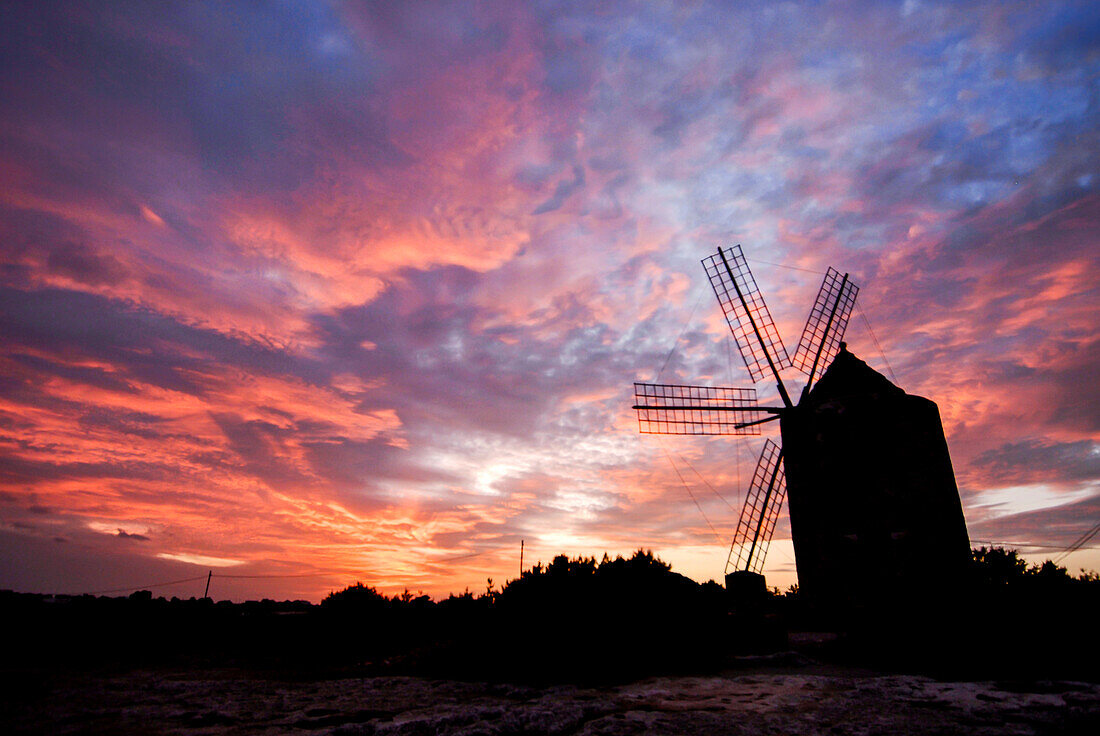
[0,0,1097,600]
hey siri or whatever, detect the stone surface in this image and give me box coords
[4,666,1097,735]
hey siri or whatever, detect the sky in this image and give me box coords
[1,0,1097,602]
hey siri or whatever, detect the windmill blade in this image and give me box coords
[792,267,859,385]
[727,439,786,574]
[633,382,776,436]
[702,245,791,384]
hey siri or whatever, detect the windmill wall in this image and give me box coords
[780,348,970,612]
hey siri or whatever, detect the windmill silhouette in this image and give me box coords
[633,245,970,609]
[632,245,857,584]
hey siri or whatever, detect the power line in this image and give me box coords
[428,549,491,564]
[976,523,1100,564]
[857,304,899,385]
[745,257,828,276]
[742,255,899,385]
[215,570,365,579]
[655,291,704,381]
[734,437,742,511]
[1055,520,1100,564]
[721,333,745,511]
[660,443,726,546]
[82,575,209,596]
[77,552,505,596]
[726,333,736,385]
[672,448,737,512]
[970,540,1075,552]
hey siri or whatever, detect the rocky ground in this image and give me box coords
[4,657,1098,735]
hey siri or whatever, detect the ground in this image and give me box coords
[4,658,1098,735]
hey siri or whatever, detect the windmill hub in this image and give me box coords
[632,246,970,614]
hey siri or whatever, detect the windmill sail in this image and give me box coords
[702,245,790,383]
[633,382,770,435]
[792,267,859,385]
[727,439,786,574]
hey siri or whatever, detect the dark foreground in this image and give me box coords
[5,551,1098,733]
[5,656,1099,735]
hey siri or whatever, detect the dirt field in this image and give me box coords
[5,663,1098,735]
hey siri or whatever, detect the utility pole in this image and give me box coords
[519,539,524,577]
[203,570,212,599]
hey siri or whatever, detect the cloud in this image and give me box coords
[1,0,1098,599]
[533,165,586,214]
[968,491,1100,551]
[972,440,1100,487]
[156,552,242,568]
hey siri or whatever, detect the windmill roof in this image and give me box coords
[805,344,905,405]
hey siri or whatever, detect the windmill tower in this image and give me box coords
[633,246,970,611]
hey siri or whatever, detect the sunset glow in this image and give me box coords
[1,1,1098,601]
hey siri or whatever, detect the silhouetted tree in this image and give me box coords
[969,546,1096,587]
[321,581,388,611]
[970,546,1029,585]
[1033,559,1071,582]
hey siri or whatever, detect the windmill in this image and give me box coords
[634,245,858,589]
[633,245,970,609]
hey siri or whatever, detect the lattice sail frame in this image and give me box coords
[727,439,786,574]
[702,245,790,383]
[634,383,761,436]
[792,267,859,379]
